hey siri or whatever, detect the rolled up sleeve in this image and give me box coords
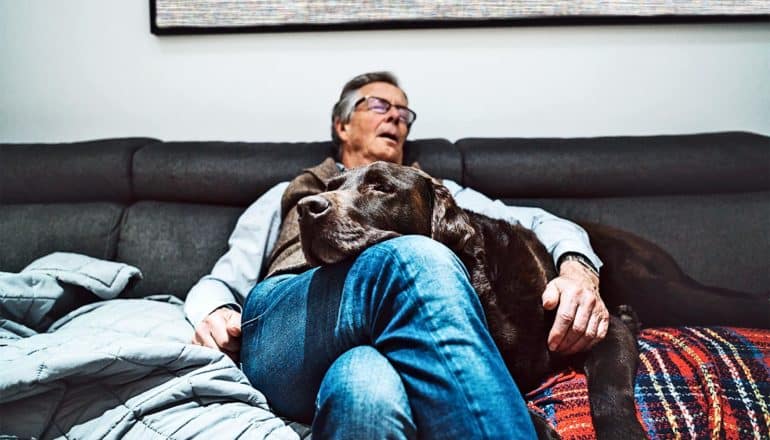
[183,181,288,327]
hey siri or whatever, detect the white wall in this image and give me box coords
[1,1,769,143]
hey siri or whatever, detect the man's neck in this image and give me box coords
[340,153,370,170]
[340,152,403,169]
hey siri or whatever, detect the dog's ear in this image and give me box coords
[409,161,422,170]
[430,178,475,252]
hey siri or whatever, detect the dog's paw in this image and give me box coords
[617,304,641,336]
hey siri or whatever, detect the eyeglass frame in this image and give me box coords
[353,95,417,127]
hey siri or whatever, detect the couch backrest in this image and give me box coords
[0,138,154,273]
[1,132,767,298]
[458,132,770,293]
[0,137,458,298]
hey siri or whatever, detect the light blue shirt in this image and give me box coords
[184,179,602,327]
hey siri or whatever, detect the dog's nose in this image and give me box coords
[297,195,331,219]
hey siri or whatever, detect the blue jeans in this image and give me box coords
[241,235,536,439]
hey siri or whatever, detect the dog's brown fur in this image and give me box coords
[297,161,727,439]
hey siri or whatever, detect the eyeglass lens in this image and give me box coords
[367,97,415,124]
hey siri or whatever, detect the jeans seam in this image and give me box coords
[240,315,260,328]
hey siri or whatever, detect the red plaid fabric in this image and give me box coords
[526,327,770,440]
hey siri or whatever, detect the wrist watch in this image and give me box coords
[559,252,600,277]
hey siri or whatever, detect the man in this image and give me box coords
[186,72,607,438]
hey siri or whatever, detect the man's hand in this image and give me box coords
[192,306,242,362]
[542,260,608,355]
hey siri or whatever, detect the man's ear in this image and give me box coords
[334,118,349,144]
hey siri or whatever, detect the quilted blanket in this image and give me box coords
[0,283,306,439]
[527,327,770,439]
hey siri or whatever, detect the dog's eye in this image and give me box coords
[371,183,396,193]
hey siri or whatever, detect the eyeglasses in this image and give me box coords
[354,96,417,126]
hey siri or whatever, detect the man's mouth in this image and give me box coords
[378,132,398,142]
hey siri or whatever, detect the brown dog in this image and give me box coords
[297,160,763,439]
[296,161,644,439]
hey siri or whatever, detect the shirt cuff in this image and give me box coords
[551,240,603,272]
[184,278,242,328]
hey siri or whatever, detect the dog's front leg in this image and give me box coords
[529,409,561,440]
[583,315,647,439]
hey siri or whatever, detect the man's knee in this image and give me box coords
[350,235,480,312]
[314,346,414,438]
[361,235,466,275]
[317,346,408,409]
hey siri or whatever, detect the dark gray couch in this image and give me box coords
[2,131,768,315]
[2,131,769,438]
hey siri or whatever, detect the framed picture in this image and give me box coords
[150,0,770,35]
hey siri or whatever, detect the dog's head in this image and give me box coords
[297,161,475,266]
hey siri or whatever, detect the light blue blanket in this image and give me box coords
[0,253,305,439]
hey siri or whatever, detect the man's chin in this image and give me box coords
[371,141,404,163]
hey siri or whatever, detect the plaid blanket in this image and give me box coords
[526,327,770,440]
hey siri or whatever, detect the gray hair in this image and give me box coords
[330,71,408,159]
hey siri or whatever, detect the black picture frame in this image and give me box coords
[150,0,770,35]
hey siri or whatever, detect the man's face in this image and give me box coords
[336,81,409,168]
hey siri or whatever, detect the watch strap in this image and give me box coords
[558,252,600,277]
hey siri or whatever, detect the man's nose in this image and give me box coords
[384,106,402,124]
[297,195,331,219]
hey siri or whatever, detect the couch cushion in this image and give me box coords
[0,138,157,204]
[458,132,770,198]
[0,203,124,272]
[117,201,243,298]
[132,139,459,206]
